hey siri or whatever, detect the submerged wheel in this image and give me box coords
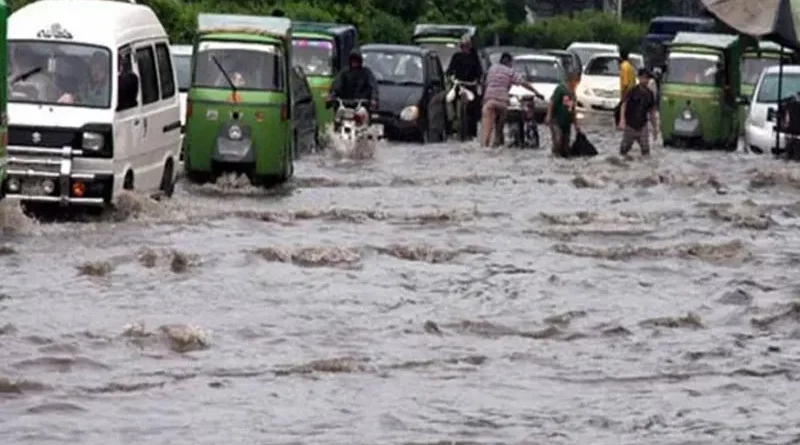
[123,171,134,190]
[159,159,175,198]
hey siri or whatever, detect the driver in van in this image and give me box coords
[58,51,110,106]
[9,46,58,100]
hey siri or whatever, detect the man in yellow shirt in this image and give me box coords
[616,49,637,126]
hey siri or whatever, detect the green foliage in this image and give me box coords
[9,0,648,52]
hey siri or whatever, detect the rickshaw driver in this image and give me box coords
[328,50,379,110]
[58,51,110,106]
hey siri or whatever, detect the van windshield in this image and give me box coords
[664,53,720,86]
[756,73,800,103]
[193,41,283,91]
[8,41,112,109]
[292,39,334,76]
[173,53,192,92]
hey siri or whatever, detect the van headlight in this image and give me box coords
[400,105,419,121]
[82,132,104,151]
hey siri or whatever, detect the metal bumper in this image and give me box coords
[3,146,109,206]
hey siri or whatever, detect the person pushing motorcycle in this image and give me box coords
[328,50,379,110]
[446,34,484,139]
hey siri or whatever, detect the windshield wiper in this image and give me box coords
[211,56,237,95]
[11,67,43,85]
[397,80,423,86]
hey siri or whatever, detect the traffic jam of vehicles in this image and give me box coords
[1,1,799,214]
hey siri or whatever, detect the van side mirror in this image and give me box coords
[737,95,750,106]
[117,71,139,111]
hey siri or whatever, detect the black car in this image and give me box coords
[543,49,582,76]
[289,66,319,155]
[484,46,537,66]
[361,44,448,143]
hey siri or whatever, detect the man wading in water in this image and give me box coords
[545,71,580,157]
[618,68,659,157]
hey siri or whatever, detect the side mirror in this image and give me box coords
[117,71,139,111]
[737,95,751,106]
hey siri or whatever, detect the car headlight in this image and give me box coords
[228,125,243,140]
[82,132,104,151]
[583,88,593,96]
[400,105,419,121]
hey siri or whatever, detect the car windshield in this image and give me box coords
[362,51,424,84]
[664,53,719,86]
[9,41,112,109]
[756,73,800,103]
[584,56,621,76]
[743,57,782,85]
[173,53,191,92]
[419,42,458,70]
[193,40,283,91]
[292,39,334,76]
[513,59,562,83]
[570,47,616,65]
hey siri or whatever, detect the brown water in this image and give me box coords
[2,118,800,444]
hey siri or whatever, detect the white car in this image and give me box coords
[171,44,192,132]
[576,53,644,112]
[566,42,619,67]
[509,54,565,118]
[745,65,800,153]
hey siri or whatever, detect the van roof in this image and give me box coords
[9,0,167,45]
[198,13,291,38]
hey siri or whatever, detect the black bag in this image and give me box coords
[567,131,598,158]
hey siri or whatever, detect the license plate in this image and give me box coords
[22,180,46,195]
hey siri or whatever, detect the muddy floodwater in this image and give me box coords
[2,116,800,444]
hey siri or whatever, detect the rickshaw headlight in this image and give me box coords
[400,105,419,121]
[82,132,104,151]
[682,110,692,120]
[228,125,243,140]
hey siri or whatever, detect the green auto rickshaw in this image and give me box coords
[739,41,794,134]
[0,0,7,200]
[292,22,357,128]
[660,32,748,150]
[184,13,294,186]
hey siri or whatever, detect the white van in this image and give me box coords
[566,42,619,67]
[3,0,181,206]
[744,65,800,153]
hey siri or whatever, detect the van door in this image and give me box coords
[133,41,170,188]
[115,45,142,186]
[153,42,181,173]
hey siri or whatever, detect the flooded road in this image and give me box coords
[2,116,800,444]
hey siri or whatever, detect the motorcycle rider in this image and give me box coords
[328,50,379,112]
[446,34,484,139]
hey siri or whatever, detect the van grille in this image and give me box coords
[8,126,79,148]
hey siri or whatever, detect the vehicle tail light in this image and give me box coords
[186,100,193,118]
[281,104,289,121]
[354,110,367,125]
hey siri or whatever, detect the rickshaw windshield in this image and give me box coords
[513,59,562,83]
[173,53,191,92]
[756,73,800,103]
[362,51,424,85]
[742,57,781,85]
[9,40,112,109]
[292,39,334,76]
[418,43,458,70]
[664,53,720,86]
[193,40,283,91]
[584,56,620,76]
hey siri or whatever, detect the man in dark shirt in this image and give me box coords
[446,34,484,139]
[618,68,659,156]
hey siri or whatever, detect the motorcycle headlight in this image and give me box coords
[82,132,104,151]
[400,105,419,121]
[228,125,243,140]
[509,96,521,107]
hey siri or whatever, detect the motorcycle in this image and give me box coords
[328,98,382,158]
[446,79,478,142]
[504,93,542,149]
